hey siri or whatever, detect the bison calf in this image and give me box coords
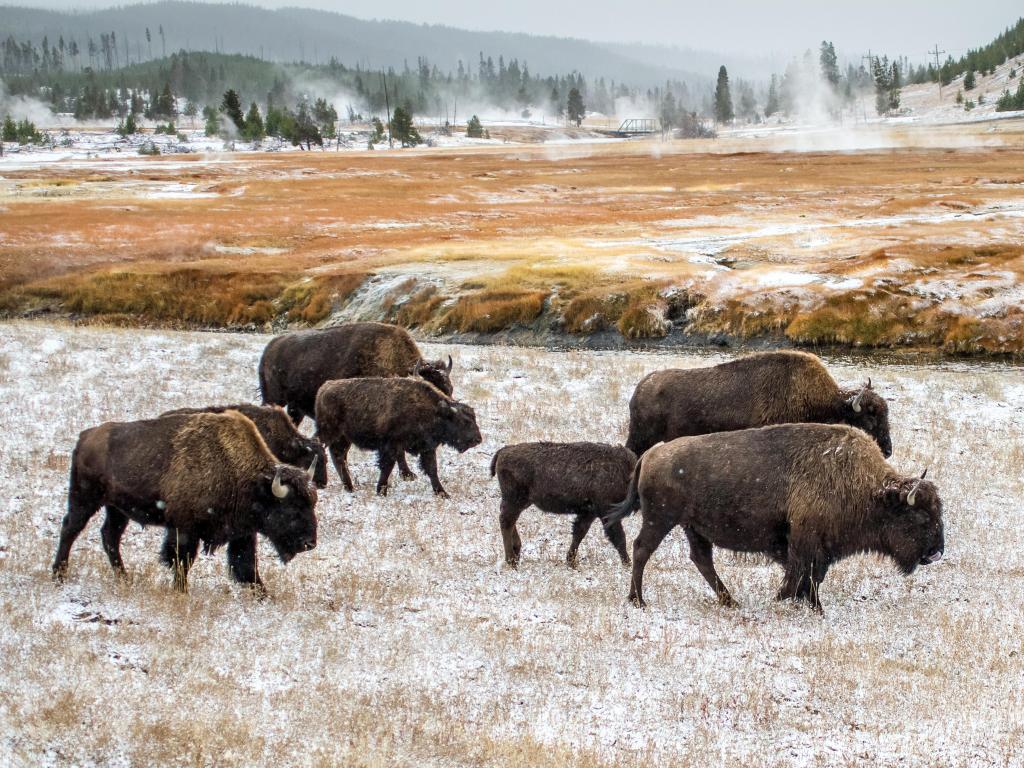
[315,377,482,497]
[490,442,636,568]
[53,411,319,592]
[626,351,893,457]
[604,424,943,612]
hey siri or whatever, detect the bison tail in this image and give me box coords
[489,449,501,478]
[603,453,643,529]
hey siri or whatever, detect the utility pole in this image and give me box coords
[381,73,393,149]
[930,44,946,98]
[861,51,874,122]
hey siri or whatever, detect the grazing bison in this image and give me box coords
[315,377,481,498]
[162,403,327,488]
[625,351,893,458]
[604,424,943,612]
[259,321,453,481]
[490,442,637,568]
[53,411,319,592]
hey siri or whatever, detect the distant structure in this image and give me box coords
[599,118,660,137]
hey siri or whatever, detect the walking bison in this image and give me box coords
[604,424,943,612]
[52,411,319,592]
[259,321,453,481]
[490,442,636,568]
[625,351,893,457]
[315,377,482,498]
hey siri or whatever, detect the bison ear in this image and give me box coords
[438,400,455,415]
[875,483,904,514]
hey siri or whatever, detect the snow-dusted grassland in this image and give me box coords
[1,322,1022,766]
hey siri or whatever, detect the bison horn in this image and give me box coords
[271,468,290,499]
[852,389,865,413]
[446,355,453,372]
[907,468,928,507]
[306,454,318,481]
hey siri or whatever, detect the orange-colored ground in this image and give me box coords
[2,121,1024,352]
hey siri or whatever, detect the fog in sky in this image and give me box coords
[13,0,1022,60]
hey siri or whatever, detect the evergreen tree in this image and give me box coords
[116,111,138,136]
[714,66,734,123]
[312,98,338,138]
[765,74,780,117]
[220,89,245,132]
[370,116,385,143]
[2,115,18,142]
[390,104,421,146]
[243,101,265,141]
[288,100,323,150]
[466,114,484,138]
[964,69,976,91]
[659,91,679,130]
[566,87,585,126]
[203,105,219,136]
[819,42,840,89]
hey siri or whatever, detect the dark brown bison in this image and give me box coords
[315,377,481,498]
[259,321,453,482]
[625,351,893,458]
[490,442,637,569]
[53,411,319,592]
[604,424,943,612]
[162,403,327,488]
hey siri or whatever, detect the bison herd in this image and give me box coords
[51,322,945,613]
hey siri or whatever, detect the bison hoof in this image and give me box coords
[566,555,579,570]
[629,595,647,609]
[376,486,389,497]
[718,594,739,608]
[505,558,519,569]
[400,470,417,481]
[434,489,450,499]
[51,566,67,583]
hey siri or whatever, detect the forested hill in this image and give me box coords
[0,1,707,87]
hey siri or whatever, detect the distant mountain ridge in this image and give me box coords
[0,1,722,87]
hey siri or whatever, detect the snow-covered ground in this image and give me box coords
[0,322,1022,766]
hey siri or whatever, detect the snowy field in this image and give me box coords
[1,322,1023,766]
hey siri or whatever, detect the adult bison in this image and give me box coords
[258,322,453,426]
[625,351,893,458]
[490,442,636,569]
[604,424,943,612]
[162,403,327,488]
[52,411,319,592]
[315,377,481,498]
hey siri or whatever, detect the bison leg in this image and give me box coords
[684,528,736,607]
[227,534,265,593]
[398,453,417,482]
[629,513,675,608]
[418,449,448,498]
[499,500,526,567]
[602,519,631,567]
[777,554,829,613]
[100,507,131,576]
[376,446,399,497]
[567,512,596,568]
[52,481,101,581]
[161,529,199,593]
[327,438,355,492]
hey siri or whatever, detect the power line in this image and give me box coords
[930,44,946,97]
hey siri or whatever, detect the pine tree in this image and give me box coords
[819,41,840,89]
[390,104,422,147]
[566,87,585,127]
[765,74,780,117]
[714,66,734,123]
[659,91,679,130]
[964,69,976,91]
[466,114,484,138]
[2,115,18,142]
[220,89,245,132]
[243,102,265,141]
[203,105,219,136]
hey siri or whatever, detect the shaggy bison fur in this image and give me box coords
[604,424,943,612]
[490,442,637,568]
[53,411,319,592]
[315,377,482,498]
[625,351,893,458]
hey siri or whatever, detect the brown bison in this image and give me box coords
[604,424,943,612]
[490,442,637,569]
[259,321,453,482]
[53,411,319,592]
[315,377,481,498]
[162,403,327,488]
[625,351,893,458]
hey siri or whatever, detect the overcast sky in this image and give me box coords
[18,0,1023,61]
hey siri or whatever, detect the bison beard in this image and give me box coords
[605,424,943,613]
[52,411,319,593]
[624,351,894,458]
[315,377,481,498]
[258,321,454,480]
[490,442,636,568]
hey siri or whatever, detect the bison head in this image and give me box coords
[875,470,944,574]
[277,434,328,488]
[845,380,893,458]
[437,398,482,453]
[255,465,319,563]
[417,356,454,397]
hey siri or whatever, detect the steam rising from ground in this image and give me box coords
[0,82,56,126]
